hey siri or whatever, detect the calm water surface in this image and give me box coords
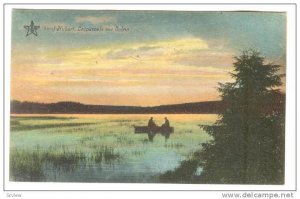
[10,114,218,183]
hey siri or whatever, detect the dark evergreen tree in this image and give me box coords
[199,50,285,184]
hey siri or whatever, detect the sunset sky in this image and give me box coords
[11,10,286,106]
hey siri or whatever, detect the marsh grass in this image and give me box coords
[10,149,44,181]
[93,146,120,163]
[43,150,86,166]
[9,146,119,181]
[164,142,184,149]
[9,148,87,181]
[11,120,21,126]
[116,134,135,145]
[79,136,94,144]
[10,122,97,131]
[131,150,146,156]
[10,114,216,182]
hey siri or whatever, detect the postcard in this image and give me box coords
[3,4,297,193]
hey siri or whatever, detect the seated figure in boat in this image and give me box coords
[161,117,170,129]
[148,117,156,129]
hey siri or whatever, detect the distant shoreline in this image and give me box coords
[10,113,220,116]
[10,100,224,114]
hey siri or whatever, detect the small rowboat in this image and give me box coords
[133,126,174,141]
[134,126,174,134]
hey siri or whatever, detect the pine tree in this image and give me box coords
[199,50,285,184]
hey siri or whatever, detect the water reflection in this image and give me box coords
[10,114,216,183]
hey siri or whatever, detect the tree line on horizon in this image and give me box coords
[10,100,226,114]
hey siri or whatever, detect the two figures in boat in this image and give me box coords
[147,117,172,142]
[148,117,170,129]
[134,117,174,141]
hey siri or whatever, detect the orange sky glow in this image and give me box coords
[11,11,286,106]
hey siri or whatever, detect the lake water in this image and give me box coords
[10,114,218,183]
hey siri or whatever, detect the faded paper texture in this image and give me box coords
[10,9,286,184]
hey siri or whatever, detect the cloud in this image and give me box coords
[12,36,235,73]
[104,37,234,69]
[11,36,235,105]
[75,16,116,25]
[106,37,209,60]
[173,50,235,68]
[12,36,235,80]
